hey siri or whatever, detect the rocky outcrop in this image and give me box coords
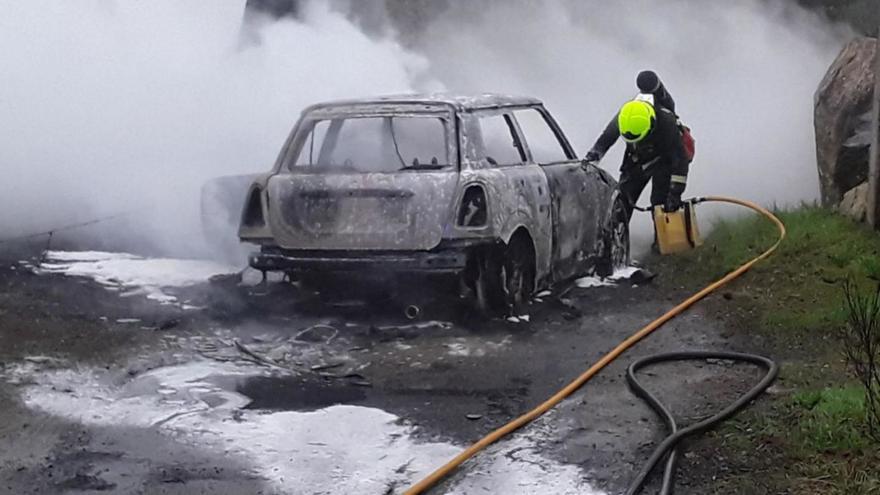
[245,0,299,20]
[815,37,877,207]
[798,0,880,36]
[838,180,869,222]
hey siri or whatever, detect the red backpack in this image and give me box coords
[657,105,695,164]
[680,124,695,163]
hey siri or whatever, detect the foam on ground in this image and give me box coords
[32,250,236,305]
[4,359,606,494]
[574,266,641,289]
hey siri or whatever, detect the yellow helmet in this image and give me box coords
[617,100,656,143]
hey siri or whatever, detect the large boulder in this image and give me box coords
[798,0,880,36]
[815,37,877,207]
[245,0,299,19]
[838,180,869,222]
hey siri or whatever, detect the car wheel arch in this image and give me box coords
[506,226,535,254]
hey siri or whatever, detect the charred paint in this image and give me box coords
[236,94,619,287]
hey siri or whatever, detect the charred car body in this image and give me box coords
[236,94,629,312]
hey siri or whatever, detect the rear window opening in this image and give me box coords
[291,115,450,173]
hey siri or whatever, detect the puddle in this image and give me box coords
[237,375,367,411]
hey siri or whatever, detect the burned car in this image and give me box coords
[235,94,629,313]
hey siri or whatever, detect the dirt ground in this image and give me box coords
[0,242,773,495]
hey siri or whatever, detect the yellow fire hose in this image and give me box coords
[404,195,786,494]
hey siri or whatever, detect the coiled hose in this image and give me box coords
[625,351,779,495]
[404,196,786,494]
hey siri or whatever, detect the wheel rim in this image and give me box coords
[502,263,523,308]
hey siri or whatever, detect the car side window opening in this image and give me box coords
[513,108,570,164]
[291,116,448,172]
[477,113,525,166]
[294,119,330,167]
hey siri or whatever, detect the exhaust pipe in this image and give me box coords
[404,304,422,320]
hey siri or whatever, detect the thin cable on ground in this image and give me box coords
[624,351,779,495]
[403,195,786,494]
[0,213,126,245]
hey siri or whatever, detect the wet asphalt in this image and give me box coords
[0,246,763,495]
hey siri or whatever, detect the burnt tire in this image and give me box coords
[473,235,536,316]
[502,235,536,313]
[473,248,506,315]
[596,197,631,278]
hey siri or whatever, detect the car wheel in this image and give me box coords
[596,197,631,278]
[502,235,536,313]
[473,248,506,315]
[473,235,536,316]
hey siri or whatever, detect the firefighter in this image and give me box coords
[583,97,688,219]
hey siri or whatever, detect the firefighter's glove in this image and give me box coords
[663,195,683,213]
[664,182,686,212]
[584,149,601,165]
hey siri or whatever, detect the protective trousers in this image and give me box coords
[618,160,670,220]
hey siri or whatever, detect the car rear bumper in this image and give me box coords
[249,243,486,274]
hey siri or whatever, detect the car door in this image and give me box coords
[461,110,553,282]
[512,107,600,282]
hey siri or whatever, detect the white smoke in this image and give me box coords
[0,0,433,256]
[406,0,850,246]
[0,0,851,258]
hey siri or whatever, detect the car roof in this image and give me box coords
[303,93,543,114]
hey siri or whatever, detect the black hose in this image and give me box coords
[624,351,779,495]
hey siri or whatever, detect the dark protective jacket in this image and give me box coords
[589,107,689,194]
[650,83,676,115]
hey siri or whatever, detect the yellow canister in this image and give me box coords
[652,202,703,255]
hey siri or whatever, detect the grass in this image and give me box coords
[651,204,880,493]
[659,205,880,343]
[717,385,880,495]
[791,386,870,452]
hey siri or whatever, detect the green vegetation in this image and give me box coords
[661,206,880,346]
[792,386,870,452]
[715,385,880,495]
[652,205,880,494]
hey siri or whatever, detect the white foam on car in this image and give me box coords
[574,266,641,289]
[5,359,605,494]
[32,250,236,306]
